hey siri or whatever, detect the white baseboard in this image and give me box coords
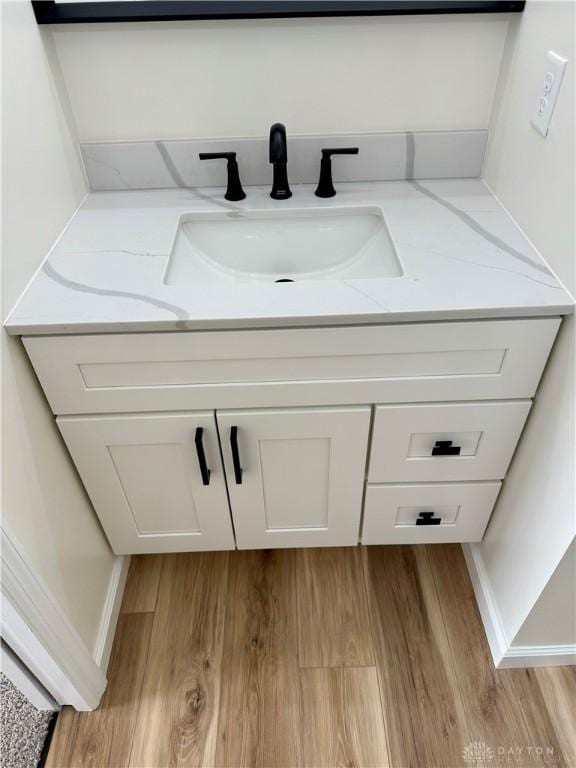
[93,556,130,671]
[499,644,576,668]
[462,544,575,669]
[462,543,509,666]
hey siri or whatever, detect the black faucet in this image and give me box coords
[269,123,292,200]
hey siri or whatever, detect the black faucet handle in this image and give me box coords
[199,151,246,201]
[321,147,360,158]
[199,151,236,161]
[315,147,359,198]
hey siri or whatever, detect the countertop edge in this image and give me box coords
[5,305,572,337]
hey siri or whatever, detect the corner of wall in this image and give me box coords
[471,0,576,663]
[463,543,576,669]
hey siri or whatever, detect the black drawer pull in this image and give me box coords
[416,511,442,526]
[432,440,461,456]
[230,426,243,485]
[195,427,211,486]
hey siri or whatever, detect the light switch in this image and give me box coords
[531,50,568,137]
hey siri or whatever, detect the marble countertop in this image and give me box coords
[5,179,573,335]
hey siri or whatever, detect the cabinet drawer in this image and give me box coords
[362,482,500,544]
[369,401,531,483]
[23,319,559,415]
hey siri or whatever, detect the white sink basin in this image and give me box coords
[164,206,402,285]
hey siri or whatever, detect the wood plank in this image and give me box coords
[45,706,82,768]
[121,554,163,613]
[426,544,568,767]
[297,547,375,668]
[365,545,469,768]
[215,549,302,768]
[300,666,389,767]
[129,552,228,768]
[535,666,576,767]
[47,612,153,768]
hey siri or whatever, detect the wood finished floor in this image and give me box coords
[47,545,576,768]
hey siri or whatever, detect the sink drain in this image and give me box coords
[275,278,294,283]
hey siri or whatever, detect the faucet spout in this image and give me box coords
[269,123,292,200]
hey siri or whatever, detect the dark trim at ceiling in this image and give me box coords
[32,0,525,24]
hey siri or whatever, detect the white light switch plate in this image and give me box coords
[531,50,568,137]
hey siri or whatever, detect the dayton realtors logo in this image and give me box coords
[462,741,559,765]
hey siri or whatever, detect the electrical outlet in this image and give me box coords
[531,50,568,137]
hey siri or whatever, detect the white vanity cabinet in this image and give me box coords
[23,316,561,554]
[217,407,370,549]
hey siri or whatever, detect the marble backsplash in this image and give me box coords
[81,130,487,191]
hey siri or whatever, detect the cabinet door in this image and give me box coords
[58,412,235,554]
[217,407,370,549]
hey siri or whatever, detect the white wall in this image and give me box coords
[50,14,510,141]
[478,0,575,647]
[484,1,575,289]
[1,0,117,654]
[512,541,575,646]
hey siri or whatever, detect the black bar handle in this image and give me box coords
[199,151,246,201]
[195,427,211,486]
[431,440,462,456]
[315,147,359,198]
[416,511,442,526]
[230,426,243,485]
